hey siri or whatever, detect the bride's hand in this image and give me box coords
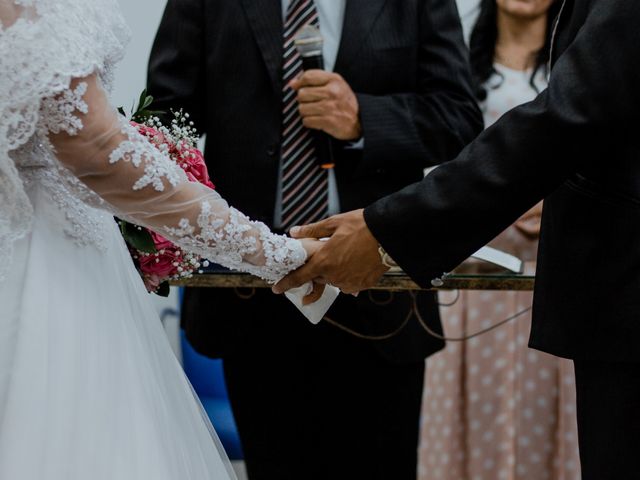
[299,238,326,305]
[300,238,323,258]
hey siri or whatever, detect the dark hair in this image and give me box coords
[469,0,562,101]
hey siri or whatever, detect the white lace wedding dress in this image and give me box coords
[0,0,307,478]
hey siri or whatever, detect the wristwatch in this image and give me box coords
[377,245,398,268]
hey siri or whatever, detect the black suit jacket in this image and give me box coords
[148,0,482,362]
[365,0,640,362]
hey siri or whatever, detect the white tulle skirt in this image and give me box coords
[0,182,235,479]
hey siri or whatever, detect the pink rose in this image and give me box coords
[138,251,179,279]
[149,231,174,251]
[177,144,215,189]
[138,231,183,279]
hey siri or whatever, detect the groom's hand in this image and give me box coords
[298,238,327,305]
[273,209,389,296]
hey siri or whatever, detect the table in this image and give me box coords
[171,270,535,291]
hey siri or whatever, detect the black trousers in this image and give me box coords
[574,359,640,480]
[223,324,425,480]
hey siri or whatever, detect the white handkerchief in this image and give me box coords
[285,282,340,324]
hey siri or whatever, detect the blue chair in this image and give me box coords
[178,290,244,460]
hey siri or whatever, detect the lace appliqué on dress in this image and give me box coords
[16,138,109,251]
[255,222,307,282]
[163,203,306,283]
[40,82,88,135]
[109,119,186,191]
[37,166,109,250]
[20,85,109,250]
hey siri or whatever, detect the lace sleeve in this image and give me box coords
[46,75,306,283]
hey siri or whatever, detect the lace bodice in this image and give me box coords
[0,0,306,283]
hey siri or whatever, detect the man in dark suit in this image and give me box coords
[148,1,481,478]
[275,1,640,478]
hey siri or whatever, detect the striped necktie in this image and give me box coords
[280,0,329,230]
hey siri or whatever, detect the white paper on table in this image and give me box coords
[285,283,340,324]
[471,246,523,273]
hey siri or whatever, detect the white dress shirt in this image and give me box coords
[275,0,347,228]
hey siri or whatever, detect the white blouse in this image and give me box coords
[482,63,548,128]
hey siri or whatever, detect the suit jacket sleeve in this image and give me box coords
[146,0,207,128]
[364,1,640,287]
[355,0,483,175]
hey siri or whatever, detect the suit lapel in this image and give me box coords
[334,0,387,74]
[240,0,284,92]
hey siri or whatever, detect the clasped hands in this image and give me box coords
[273,209,390,304]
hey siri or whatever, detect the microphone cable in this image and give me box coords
[323,290,531,342]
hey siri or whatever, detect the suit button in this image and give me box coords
[267,145,277,157]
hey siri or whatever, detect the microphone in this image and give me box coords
[294,25,335,169]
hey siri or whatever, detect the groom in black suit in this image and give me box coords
[148,1,481,478]
[275,1,640,478]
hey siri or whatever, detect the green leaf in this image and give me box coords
[141,95,154,111]
[117,106,126,117]
[156,281,171,297]
[137,89,148,109]
[123,89,166,123]
[121,222,157,253]
[133,90,155,117]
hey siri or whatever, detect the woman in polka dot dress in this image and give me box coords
[419,1,581,479]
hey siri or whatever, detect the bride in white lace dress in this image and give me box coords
[0,0,319,478]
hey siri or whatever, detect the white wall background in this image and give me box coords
[112,0,166,111]
[458,0,481,40]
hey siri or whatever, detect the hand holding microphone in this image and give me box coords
[291,25,362,146]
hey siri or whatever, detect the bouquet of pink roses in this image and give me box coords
[118,91,213,296]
